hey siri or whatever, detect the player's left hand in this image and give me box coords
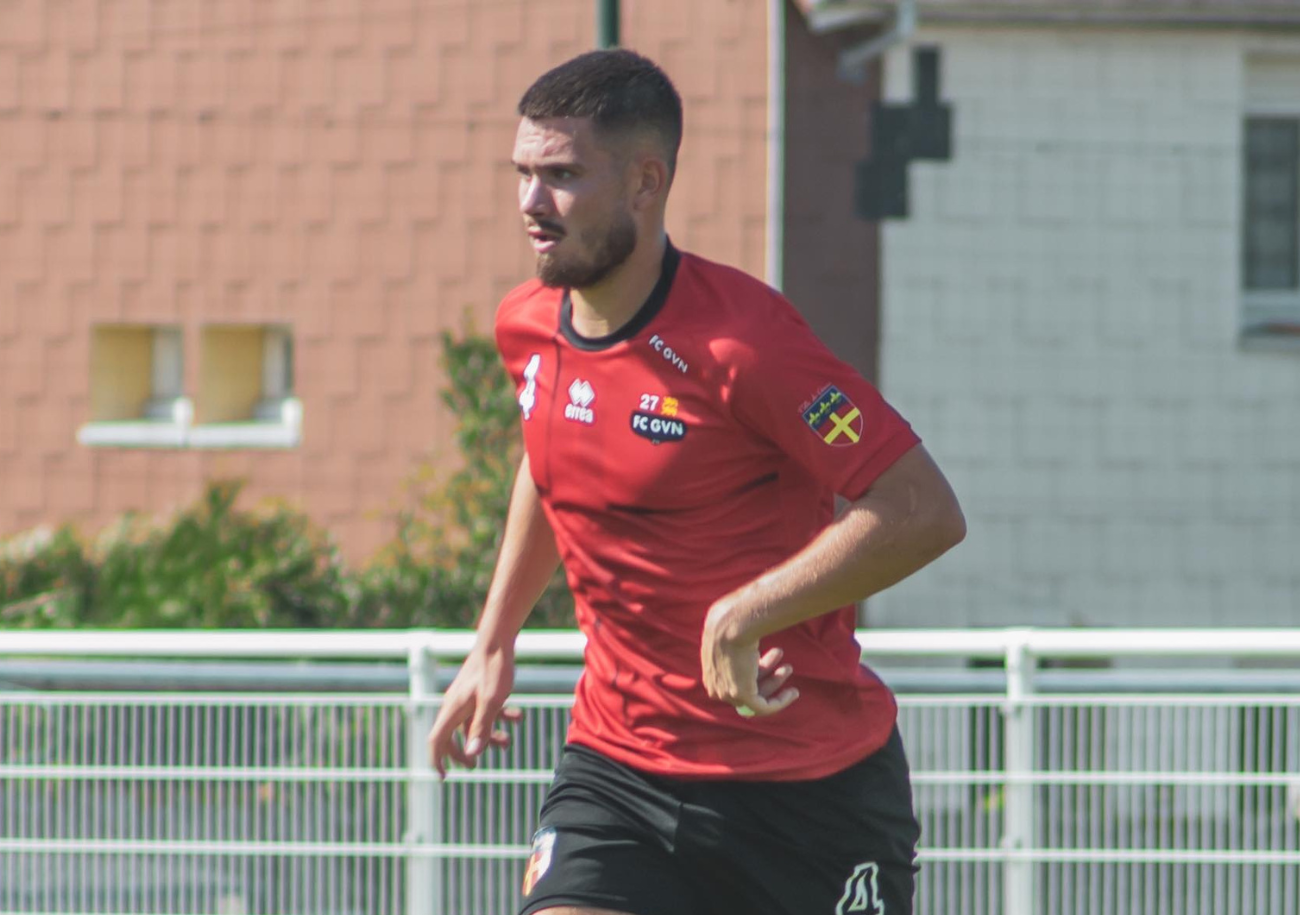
[701,602,799,717]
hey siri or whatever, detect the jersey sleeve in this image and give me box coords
[726,295,920,501]
[494,280,545,385]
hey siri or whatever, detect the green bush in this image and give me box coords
[1,483,352,630]
[358,326,573,628]
[0,527,94,628]
[0,326,573,630]
[91,482,354,629]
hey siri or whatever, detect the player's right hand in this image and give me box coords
[426,645,522,779]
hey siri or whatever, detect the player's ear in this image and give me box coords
[631,155,670,211]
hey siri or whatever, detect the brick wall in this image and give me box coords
[781,5,881,380]
[0,0,782,563]
[624,0,772,273]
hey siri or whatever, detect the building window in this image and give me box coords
[1243,119,1299,293]
[79,325,192,447]
[189,325,301,448]
[78,324,300,450]
[1242,59,1300,340]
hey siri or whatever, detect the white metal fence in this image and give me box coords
[2,628,1300,915]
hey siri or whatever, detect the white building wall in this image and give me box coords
[875,27,1300,629]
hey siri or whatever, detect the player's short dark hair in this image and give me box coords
[518,49,683,178]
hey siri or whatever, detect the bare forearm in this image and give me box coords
[707,446,965,645]
[475,454,562,652]
[427,456,557,775]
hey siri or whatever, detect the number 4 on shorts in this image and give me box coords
[836,861,885,915]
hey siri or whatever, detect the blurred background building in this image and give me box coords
[857,0,1300,629]
[2,0,1298,626]
[0,0,883,563]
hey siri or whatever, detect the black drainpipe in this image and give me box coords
[597,0,620,48]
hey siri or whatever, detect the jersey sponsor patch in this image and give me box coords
[836,861,885,914]
[801,385,863,446]
[521,827,556,897]
[630,411,687,444]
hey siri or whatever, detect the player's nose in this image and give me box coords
[519,175,551,216]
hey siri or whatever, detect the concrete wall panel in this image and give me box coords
[876,27,1300,628]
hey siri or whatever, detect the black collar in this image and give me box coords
[559,243,681,351]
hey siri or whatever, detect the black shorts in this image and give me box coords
[518,728,921,915]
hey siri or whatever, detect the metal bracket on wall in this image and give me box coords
[855,46,953,221]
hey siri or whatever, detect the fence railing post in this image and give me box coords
[407,638,441,915]
[1004,630,1037,915]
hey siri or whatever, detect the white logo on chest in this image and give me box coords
[648,334,689,374]
[564,379,595,424]
[518,354,541,420]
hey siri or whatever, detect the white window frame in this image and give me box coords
[188,326,301,449]
[79,326,301,450]
[78,327,193,448]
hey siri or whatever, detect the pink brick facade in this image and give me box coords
[0,1,881,562]
[782,4,881,380]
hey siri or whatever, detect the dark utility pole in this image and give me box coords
[597,0,619,48]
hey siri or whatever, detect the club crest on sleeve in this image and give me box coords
[801,385,862,446]
[521,826,556,897]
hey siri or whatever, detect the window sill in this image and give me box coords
[187,422,301,449]
[79,399,302,450]
[1239,321,1300,352]
[1240,293,1300,350]
[77,421,190,449]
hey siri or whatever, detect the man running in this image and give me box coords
[428,48,966,915]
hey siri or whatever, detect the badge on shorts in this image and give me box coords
[521,826,556,897]
[836,861,885,914]
[801,385,863,446]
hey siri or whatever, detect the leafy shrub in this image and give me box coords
[357,326,573,628]
[1,483,352,629]
[90,481,354,629]
[0,527,93,628]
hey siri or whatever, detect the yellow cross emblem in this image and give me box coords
[823,407,861,444]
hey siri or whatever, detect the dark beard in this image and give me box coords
[537,215,637,289]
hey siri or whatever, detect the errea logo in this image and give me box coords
[564,379,595,424]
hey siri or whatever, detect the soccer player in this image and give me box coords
[427,49,966,915]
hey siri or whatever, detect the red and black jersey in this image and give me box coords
[495,244,921,781]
